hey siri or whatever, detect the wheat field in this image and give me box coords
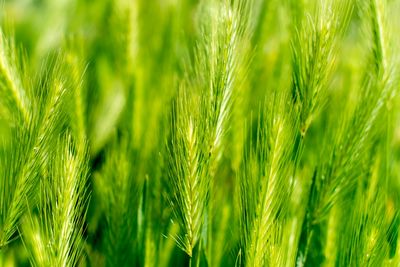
[0,0,400,266]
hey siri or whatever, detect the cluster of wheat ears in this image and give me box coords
[0,0,400,266]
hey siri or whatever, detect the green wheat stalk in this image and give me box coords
[291,0,353,136]
[296,0,398,265]
[0,48,68,248]
[167,0,252,261]
[239,89,299,267]
[22,134,89,267]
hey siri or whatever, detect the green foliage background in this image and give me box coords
[0,0,400,266]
